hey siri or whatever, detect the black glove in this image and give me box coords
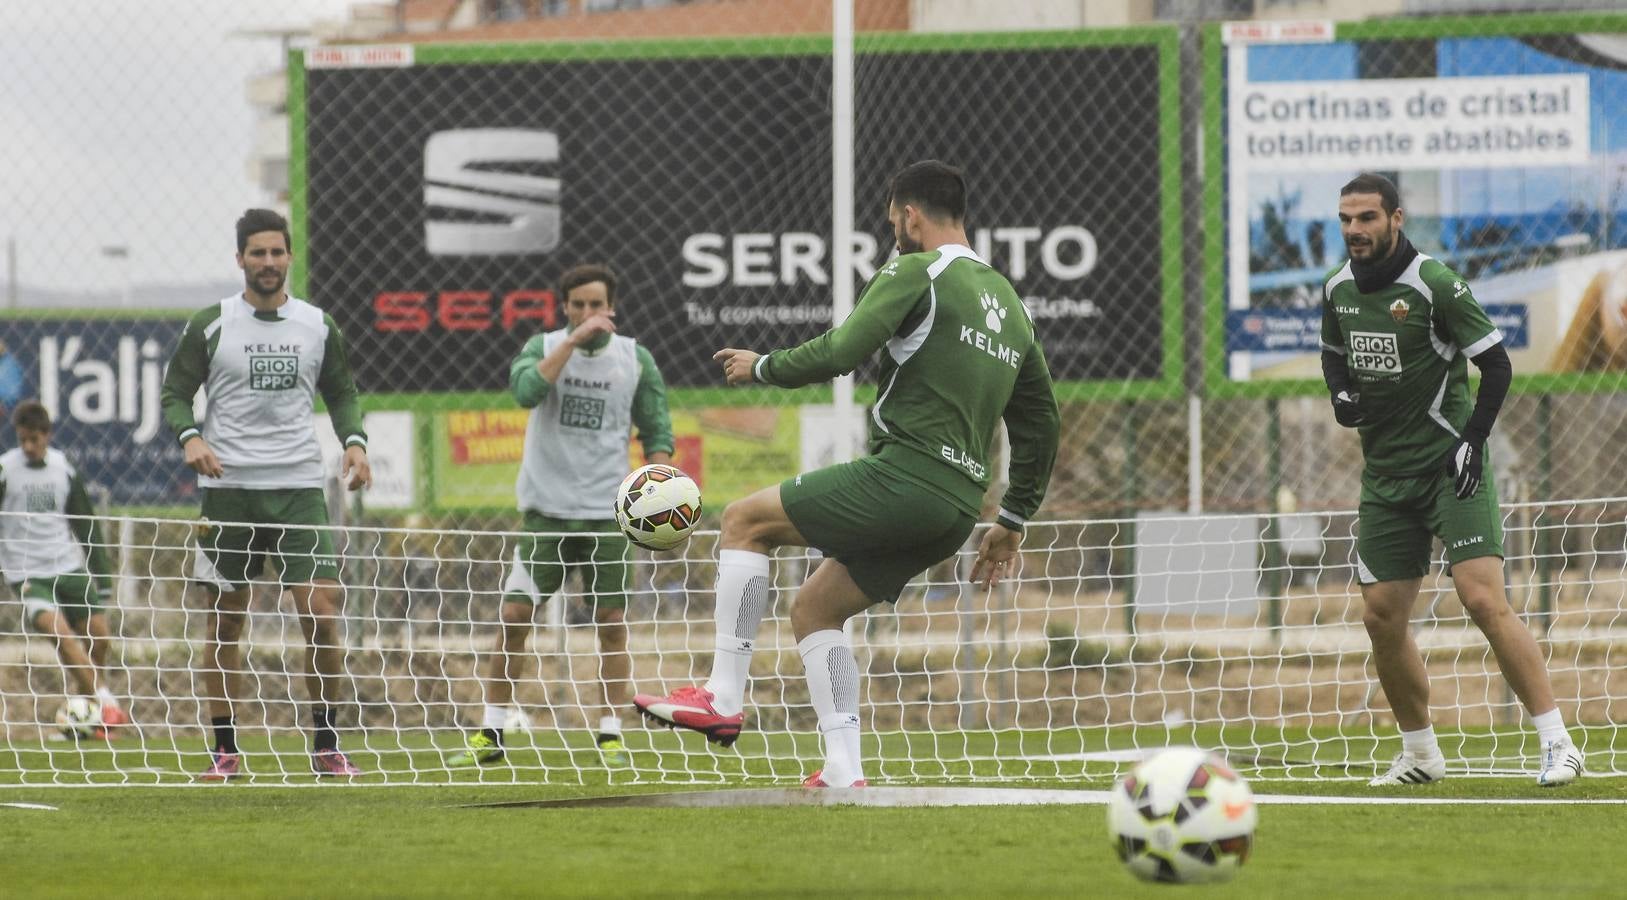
[1446,439,1483,500]
[1331,390,1365,428]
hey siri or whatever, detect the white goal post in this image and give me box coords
[1,497,1621,786]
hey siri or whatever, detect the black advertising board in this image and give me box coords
[296,32,1181,400]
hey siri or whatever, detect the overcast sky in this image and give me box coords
[0,0,359,300]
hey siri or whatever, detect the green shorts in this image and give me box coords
[1356,466,1504,585]
[780,456,977,604]
[12,570,103,630]
[503,512,628,610]
[198,487,338,591]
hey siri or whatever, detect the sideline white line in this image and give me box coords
[1,802,59,811]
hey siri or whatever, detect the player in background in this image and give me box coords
[448,263,674,770]
[1322,173,1583,787]
[161,208,372,781]
[0,401,131,736]
[636,160,1060,787]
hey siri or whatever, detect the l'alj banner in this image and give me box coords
[296,32,1181,398]
[1220,22,1627,386]
[0,318,193,506]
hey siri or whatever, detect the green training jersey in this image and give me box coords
[161,294,367,490]
[1320,254,1503,477]
[754,244,1060,526]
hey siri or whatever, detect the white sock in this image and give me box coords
[702,549,771,717]
[799,629,864,787]
[1531,708,1568,745]
[95,686,119,710]
[598,715,622,738]
[1400,725,1440,758]
[482,704,508,731]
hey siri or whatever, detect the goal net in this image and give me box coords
[0,498,1621,786]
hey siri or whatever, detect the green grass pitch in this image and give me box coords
[3,726,1624,897]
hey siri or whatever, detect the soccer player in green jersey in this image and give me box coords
[1321,174,1583,787]
[637,160,1061,786]
[161,209,372,781]
[448,263,674,771]
[1,401,131,735]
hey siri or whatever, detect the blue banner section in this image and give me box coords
[1226,303,1529,354]
[0,319,192,506]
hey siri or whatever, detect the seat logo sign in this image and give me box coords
[424,128,560,256]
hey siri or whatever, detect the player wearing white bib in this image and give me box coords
[1,401,130,736]
[448,264,674,770]
[160,209,372,781]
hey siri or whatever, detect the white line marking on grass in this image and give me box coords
[1,802,59,811]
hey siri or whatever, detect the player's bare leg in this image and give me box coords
[203,587,251,721]
[790,559,874,788]
[34,608,99,698]
[199,586,250,779]
[291,580,359,775]
[82,612,129,729]
[595,605,631,766]
[635,485,808,744]
[449,600,531,768]
[1452,555,1582,784]
[1361,577,1446,785]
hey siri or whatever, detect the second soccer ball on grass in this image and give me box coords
[614,463,702,552]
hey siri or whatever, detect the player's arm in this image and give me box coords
[161,308,226,477]
[64,468,114,596]
[1319,282,1363,428]
[631,345,675,465]
[1431,270,1509,499]
[741,261,927,388]
[972,340,1060,589]
[509,335,554,408]
[318,314,370,490]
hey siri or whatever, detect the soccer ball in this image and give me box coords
[614,463,702,551]
[55,697,102,740]
[1107,747,1257,885]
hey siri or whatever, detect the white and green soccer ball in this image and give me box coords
[55,697,102,740]
[614,464,702,552]
[1107,747,1257,885]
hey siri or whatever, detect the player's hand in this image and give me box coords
[570,310,617,346]
[1446,439,1482,500]
[1331,390,1365,428]
[970,524,1022,591]
[713,348,761,385]
[183,436,224,478]
[342,445,372,491]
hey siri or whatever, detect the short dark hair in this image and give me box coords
[1340,173,1401,215]
[12,400,50,433]
[559,263,617,305]
[887,160,967,223]
[236,208,291,254]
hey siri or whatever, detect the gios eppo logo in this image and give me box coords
[424,128,561,256]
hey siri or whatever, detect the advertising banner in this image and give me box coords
[0,318,191,506]
[1219,26,1627,387]
[298,33,1178,395]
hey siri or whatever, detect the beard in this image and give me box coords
[1345,226,1394,261]
[895,231,924,255]
[246,268,286,296]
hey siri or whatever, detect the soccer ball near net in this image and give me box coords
[54,697,102,740]
[1107,747,1257,885]
[614,463,702,552]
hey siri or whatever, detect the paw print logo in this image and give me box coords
[980,292,1006,334]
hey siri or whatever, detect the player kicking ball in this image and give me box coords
[636,160,1060,787]
[1,401,131,737]
[1321,174,1584,787]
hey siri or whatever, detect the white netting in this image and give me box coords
[1,499,1621,785]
